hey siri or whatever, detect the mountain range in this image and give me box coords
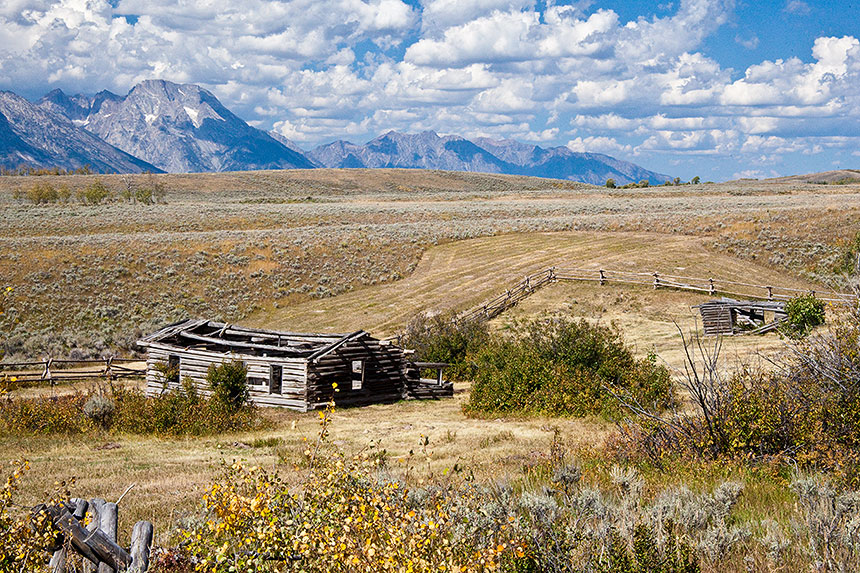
[0,79,670,184]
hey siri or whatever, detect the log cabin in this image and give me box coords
[693,298,788,336]
[138,319,451,411]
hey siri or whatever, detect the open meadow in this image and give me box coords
[3,168,860,571]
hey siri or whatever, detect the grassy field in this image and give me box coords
[2,168,859,360]
[2,168,860,566]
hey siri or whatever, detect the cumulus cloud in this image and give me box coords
[1,0,859,178]
[567,136,632,154]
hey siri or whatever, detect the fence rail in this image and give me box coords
[460,266,857,323]
[0,357,144,384]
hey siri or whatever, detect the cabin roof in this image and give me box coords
[138,319,370,360]
[692,297,787,312]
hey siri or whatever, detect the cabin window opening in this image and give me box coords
[351,360,364,391]
[167,355,180,384]
[270,365,282,394]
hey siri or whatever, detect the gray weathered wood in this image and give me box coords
[48,506,131,572]
[98,502,119,573]
[129,520,154,573]
[82,499,104,573]
[49,545,67,573]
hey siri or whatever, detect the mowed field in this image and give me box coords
[2,168,860,544]
[253,230,825,370]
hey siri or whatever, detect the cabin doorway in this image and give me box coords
[269,365,282,394]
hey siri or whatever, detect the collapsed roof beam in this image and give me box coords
[308,330,367,363]
[175,331,314,357]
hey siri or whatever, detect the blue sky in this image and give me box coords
[1,0,858,181]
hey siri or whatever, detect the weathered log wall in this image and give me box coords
[144,344,310,410]
[307,338,407,409]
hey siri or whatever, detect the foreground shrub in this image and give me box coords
[0,461,57,571]
[399,311,490,380]
[781,294,826,339]
[465,316,674,417]
[614,312,860,483]
[179,458,523,572]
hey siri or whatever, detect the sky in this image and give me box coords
[1,0,859,181]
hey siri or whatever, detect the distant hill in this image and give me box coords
[767,169,860,185]
[308,131,670,185]
[0,91,159,173]
[39,80,315,173]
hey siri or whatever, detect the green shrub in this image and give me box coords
[399,311,490,379]
[208,360,250,414]
[465,316,674,417]
[0,393,94,435]
[605,178,616,188]
[25,181,59,204]
[0,380,259,437]
[781,294,825,339]
[77,178,113,205]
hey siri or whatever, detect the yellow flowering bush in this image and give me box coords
[0,460,58,571]
[180,455,525,572]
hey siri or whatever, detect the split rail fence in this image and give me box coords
[459,266,857,323]
[39,497,153,573]
[0,357,144,385]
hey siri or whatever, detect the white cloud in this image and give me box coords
[783,0,811,16]
[1,0,860,180]
[419,0,534,33]
[735,34,759,50]
[568,136,632,154]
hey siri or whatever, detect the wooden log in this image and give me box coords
[83,499,104,573]
[99,502,119,573]
[49,545,67,573]
[129,521,154,573]
[48,506,131,571]
[50,499,91,572]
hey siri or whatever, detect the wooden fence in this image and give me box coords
[40,497,153,573]
[0,357,144,384]
[459,266,857,323]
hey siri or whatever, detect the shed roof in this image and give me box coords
[138,319,369,360]
[692,297,787,312]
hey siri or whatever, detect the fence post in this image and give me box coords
[599,269,606,286]
[767,286,773,301]
[709,278,715,296]
[43,358,53,385]
[549,266,556,281]
[653,272,660,290]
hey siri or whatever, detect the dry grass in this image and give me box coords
[3,168,860,556]
[0,384,609,545]
[2,169,860,359]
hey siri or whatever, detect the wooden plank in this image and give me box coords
[129,521,154,573]
[46,504,131,573]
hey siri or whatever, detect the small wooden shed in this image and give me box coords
[138,319,451,411]
[694,298,787,336]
